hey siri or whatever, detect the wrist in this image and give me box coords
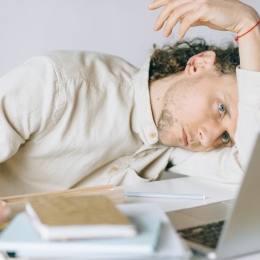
[237,18,260,71]
[235,19,260,42]
[236,8,260,37]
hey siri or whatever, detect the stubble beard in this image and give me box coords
[156,77,202,150]
[157,109,180,147]
[157,108,200,150]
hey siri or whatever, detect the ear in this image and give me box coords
[185,51,216,76]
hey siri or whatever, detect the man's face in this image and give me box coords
[156,73,238,152]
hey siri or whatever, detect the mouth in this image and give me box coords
[182,129,188,146]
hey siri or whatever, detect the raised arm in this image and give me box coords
[149,0,260,181]
[149,0,260,71]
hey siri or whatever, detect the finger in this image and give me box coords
[153,0,189,31]
[0,201,11,224]
[178,7,210,38]
[148,0,170,10]
[162,1,199,37]
[154,5,169,31]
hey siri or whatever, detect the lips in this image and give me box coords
[182,129,188,146]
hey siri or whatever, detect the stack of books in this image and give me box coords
[0,185,191,259]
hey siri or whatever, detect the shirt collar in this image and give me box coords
[132,59,159,145]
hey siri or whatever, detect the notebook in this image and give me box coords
[25,195,136,240]
[167,128,260,259]
[0,203,191,259]
[0,213,161,258]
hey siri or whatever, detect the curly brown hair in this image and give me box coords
[149,38,239,82]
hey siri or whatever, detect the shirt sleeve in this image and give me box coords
[0,55,64,162]
[235,67,260,170]
[168,68,260,184]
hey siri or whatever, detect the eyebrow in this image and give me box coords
[226,102,232,119]
[225,101,236,146]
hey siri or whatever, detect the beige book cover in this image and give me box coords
[26,195,137,240]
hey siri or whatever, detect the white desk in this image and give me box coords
[2,175,259,259]
[118,175,260,260]
[121,176,239,212]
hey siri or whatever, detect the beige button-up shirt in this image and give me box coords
[0,51,259,196]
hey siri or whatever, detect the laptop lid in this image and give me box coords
[167,128,260,259]
[216,129,260,259]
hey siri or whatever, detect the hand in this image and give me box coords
[0,201,11,227]
[149,0,259,38]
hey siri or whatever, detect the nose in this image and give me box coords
[198,121,224,148]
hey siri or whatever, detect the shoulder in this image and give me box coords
[40,51,139,83]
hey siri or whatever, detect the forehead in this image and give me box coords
[204,74,238,131]
[197,74,239,114]
[197,74,238,96]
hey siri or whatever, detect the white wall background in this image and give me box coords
[0,0,260,77]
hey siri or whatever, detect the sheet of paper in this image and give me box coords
[121,177,239,212]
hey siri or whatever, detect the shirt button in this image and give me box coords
[149,131,157,139]
[111,167,119,172]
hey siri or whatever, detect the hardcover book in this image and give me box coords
[0,212,162,258]
[25,195,137,240]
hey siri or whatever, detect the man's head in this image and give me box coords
[149,39,239,152]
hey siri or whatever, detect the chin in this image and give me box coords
[177,145,212,152]
[188,147,215,152]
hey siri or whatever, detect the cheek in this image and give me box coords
[174,98,207,124]
[166,86,210,125]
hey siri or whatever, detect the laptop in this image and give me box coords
[167,128,260,259]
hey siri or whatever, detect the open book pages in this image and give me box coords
[25,195,137,240]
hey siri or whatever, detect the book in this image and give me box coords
[0,211,162,259]
[0,184,124,221]
[25,195,137,240]
[0,184,116,203]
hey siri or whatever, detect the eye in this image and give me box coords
[222,131,230,143]
[218,102,226,114]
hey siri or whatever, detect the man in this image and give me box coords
[0,0,259,224]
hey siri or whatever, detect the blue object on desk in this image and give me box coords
[0,212,162,259]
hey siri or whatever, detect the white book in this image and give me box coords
[0,213,162,258]
[0,203,191,259]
